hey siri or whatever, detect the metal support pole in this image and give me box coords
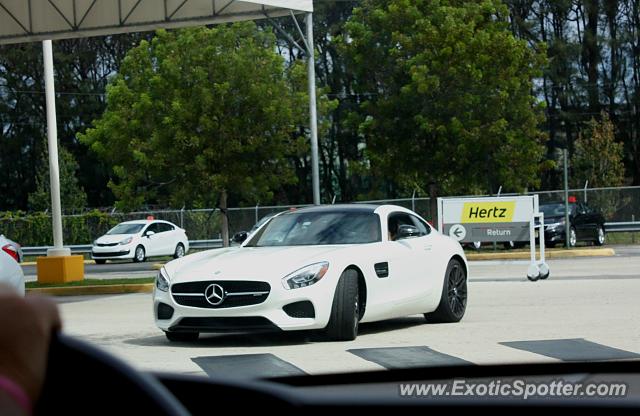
[43,40,69,257]
[411,189,416,212]
[430,182,438,226]
[306,13,320,205]
[494,186,502,251]
[584,180,588,203]
[220,190,229,248]
[563,149,571,248]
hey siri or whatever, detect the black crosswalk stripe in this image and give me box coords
[192,340,640,379]
[347,346,472,369]
[500,338,640,362]
[192,353,306,379]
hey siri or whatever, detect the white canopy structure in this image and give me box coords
[0,0,319,256]
[0,0,312,43]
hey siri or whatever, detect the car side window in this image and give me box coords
[158,223,174,233]
[410,215,431,236]
[387,213,415,241]
[144,223,159,234]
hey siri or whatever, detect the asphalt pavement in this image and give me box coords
[22,244,640,281]
[55,249,640,379]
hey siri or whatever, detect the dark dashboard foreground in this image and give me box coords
[36,334,640,415]
[155,360,640,415]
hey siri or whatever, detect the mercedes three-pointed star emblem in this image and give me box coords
[204,283,226,306]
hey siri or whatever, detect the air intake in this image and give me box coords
[283,301,315,318]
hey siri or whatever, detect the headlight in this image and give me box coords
[546,219,565,230]
[156,267,170,292]
[282,262,329,290]
[119,236,133,245]
[92,240,97,246]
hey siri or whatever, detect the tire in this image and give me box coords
[325,269,359,341]
[94,259,106,265]
[569,227,577,247]
[425,258,467,323]
[165,331,199,342]
[595,225,605,246]
[133,245,146,263]
[174,243,185,259]
[503,241,515,250]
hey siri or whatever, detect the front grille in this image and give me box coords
[97,243,118,247]
[171,281,270,309]
[170,317,279,332]
[92,250,130,257]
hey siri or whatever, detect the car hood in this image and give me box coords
[544,216,566,224]
[95,234,136,244]
[166,245,346,284]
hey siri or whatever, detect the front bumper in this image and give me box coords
[91,244,134,259]
[543,226,566,243]
[153,276,337,333]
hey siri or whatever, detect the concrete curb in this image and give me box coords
[27,283,153,296]
[466,247,615,261]
[21,259,94,266]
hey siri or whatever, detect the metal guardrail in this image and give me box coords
[21,245,92,256]
[604,222,640,233]
[21,239,224,256]
[20,224,640,256]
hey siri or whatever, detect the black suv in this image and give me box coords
[540,202,606,247]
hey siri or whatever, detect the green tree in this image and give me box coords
[342,0,548,197]
[571,112,625,188]
[79,23,307,210]
[28,145,88,212]
[0,34,148,210]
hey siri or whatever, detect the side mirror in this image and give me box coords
[145,231,156,238]
[397,224,421,240]
[233,231,248,244]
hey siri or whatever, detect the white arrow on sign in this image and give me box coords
[449,224,466,241]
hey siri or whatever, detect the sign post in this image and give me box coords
[438,195,550,281]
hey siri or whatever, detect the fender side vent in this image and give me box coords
[374,262,389,278]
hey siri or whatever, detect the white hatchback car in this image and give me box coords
[92,220,189,264]
[0,247,25,296]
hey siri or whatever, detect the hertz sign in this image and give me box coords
[438,196,538,243]
[461,202,516,223]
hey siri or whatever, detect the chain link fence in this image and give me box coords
[2,186,639,247]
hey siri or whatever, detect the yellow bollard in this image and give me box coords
[36,255,84,284]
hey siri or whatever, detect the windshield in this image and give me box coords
[106,223,145,235]
[540,204,575,217]
[246,211,381,246]
[249,214,275,234]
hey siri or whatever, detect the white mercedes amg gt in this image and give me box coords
[153,204,468,342]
